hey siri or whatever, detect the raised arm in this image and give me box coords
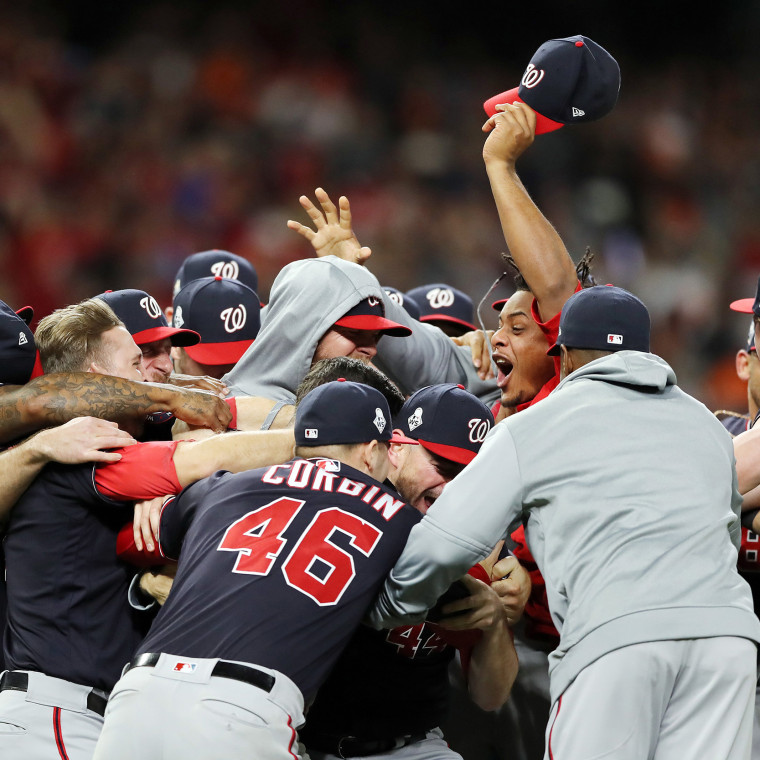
[482,102,577,321]
[0,372,232,444]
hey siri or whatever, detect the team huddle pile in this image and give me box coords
[1,57,760,760]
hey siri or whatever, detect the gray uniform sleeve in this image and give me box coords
[368,423,525,629]
[378,293,499,402]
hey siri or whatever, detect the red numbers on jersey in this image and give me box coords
[218,497,382,606]
[385,624,448,659]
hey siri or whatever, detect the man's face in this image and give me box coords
[139,338,174,383]
[312,327,380,365]
[171,346,234,380]
[95,326,145,382]
[388,442,465,514]
[491,290,555,408]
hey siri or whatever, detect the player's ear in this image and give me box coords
[387,435,406,470]
[737,350,751,382]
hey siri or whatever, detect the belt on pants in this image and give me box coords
[127,652,275,693]
[311,731,430,758]
[0,671,108,717]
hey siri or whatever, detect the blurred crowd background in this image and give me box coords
[0,1,759,408]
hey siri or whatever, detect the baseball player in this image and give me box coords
[172,248,259,299]
[404,283,477,337]
[302,383,522,760]
[92,381,422,760]
[171,275,260,380]
[97,288,201,384]
[0,298,288,759]
[371,286,760,760]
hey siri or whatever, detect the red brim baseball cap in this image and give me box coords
[15,306,33,325]
[185,338,254,366]
[483,88,564,135]
[133,325,201,347]
[389,431,419,445]
[334,297,412,337]
[730,298,755,314]
[418,438,477,465]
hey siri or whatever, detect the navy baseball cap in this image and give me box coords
[547,286,650,356]
[173,276,261,365]
[397,383,494,465]
[484,35,620,134]
[383,286,421,321]
[296,380,418,447]
[334,297,412,337]
[173,250,258,297]
[15,306,33,325]
[729,277,760,317]
[405,284,477,332]
[0,300,36,385]
[97,289,200,347]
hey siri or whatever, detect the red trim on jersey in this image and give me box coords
[286,716,299,760]
[548,695,562,760]
[94,441,181,501]
[225,396,238,429]
[53,707,71,760]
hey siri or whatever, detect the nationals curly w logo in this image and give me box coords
[220,305,247,333]
[139,296,162,320]
[210,260,240,280]
[467,418,491,444]
[426,288,455,309]
[521,63,545,89]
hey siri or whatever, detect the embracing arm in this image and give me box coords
[0,372,232,444]
[436,573,518,711]
[482,103,577,321]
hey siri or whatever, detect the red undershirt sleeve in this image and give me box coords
[225,397,238,430]
[94,440,181,501]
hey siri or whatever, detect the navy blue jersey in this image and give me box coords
[138,457,421,703]
[2,462,147,691]
[302,621,455,742]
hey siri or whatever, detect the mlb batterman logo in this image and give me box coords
[173,662,197,673]
[305,428,318,439]
[607,334,623,345]
[373,408,386,434]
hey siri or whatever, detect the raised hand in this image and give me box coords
[287,187,372,265]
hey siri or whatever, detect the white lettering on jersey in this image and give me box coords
[372,492,405,520]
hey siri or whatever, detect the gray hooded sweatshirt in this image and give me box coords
[369,351,760,703]
[224,255,498,404]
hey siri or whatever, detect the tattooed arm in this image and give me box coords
[0,373,232,444]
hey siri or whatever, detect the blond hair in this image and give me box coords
[35,298,124,374]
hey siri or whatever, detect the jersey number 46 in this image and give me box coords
[218,497,382,607]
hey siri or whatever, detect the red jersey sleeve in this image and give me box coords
[94,441,181,501]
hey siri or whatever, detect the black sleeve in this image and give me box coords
[158,471,228,560]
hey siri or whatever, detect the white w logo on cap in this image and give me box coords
[139,296,162,320]
[220,305,247,333]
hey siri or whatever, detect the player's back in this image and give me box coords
[138,457,420,702]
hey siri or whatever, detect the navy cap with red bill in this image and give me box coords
[97,289,200,347]
[484,35,620,135]
[334,297,411,337]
